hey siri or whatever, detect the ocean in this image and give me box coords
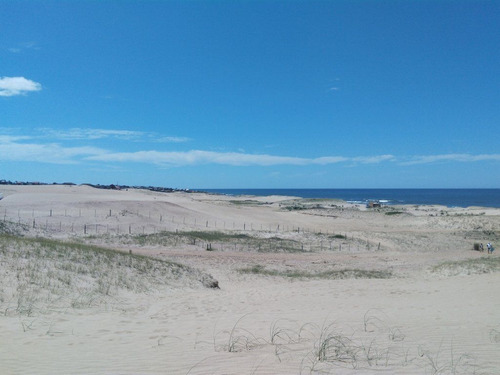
[201,189,500,208]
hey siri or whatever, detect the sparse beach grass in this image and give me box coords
[107,230,313,253]
[208,312,480,375]
[239,264,393,279]
[0,233,218,316]
[228,199,266,206]
[132,230,251,245]
[431,256,500,276]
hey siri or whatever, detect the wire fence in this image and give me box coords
[1,207,381,253]
[1,207,340,234]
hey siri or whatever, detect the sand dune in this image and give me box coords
[1,185,499,374]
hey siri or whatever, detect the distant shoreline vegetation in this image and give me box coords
[0,179,192,194]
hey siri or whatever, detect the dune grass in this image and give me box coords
[228,200,266,206]
[0,220,28,236]
[117,230,251,246]
[431,256,500,276]
[239,264,393,279]
[208,312,479,375]
[0,233,218,316]
[114,230,309,253]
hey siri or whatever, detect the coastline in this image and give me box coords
[202,188,500,208]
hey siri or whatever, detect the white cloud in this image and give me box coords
[2,129,498,169]
[7,42,40,54]
[86,150,394,167]
[0,136,106,164]
[38,128,145,141]
[312,156,349,164]
[0,135,32,143]
[37,127,190,143]
[352,155,396,164]
[402,153,500,165]
[87,150,305,166]
[156,136,191,143]
[0,76,42,97]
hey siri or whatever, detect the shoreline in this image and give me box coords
[203,187,500,209]
[2,181,499,208]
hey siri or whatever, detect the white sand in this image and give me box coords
[1,185,499,374]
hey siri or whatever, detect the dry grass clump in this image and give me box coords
[385,211,404,215]
[208,311,480,375]
[0,220,28,236]
[0,234,218,316]
[431,256,500,277]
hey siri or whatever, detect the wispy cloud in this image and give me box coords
[0,141,106,164]
[156,136,191,143]
[353,155,396,163]
[38,128,145,141]
[401,153,500,165]
[7,41,40,54]
[0,76,42,97]
[0,129,105,164]
[86,150,394,167]
[1,129,498,168]
[36,127,191,143]
[86,150,305,166]
[0,135,32,143]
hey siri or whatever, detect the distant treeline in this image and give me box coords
[0,179,192,194]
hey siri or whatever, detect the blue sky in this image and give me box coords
[1,0,499,188]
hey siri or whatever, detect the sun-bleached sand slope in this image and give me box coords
[1,185,499,374]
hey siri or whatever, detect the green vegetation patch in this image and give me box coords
[228,200,265,206]
[239,264,392,279]
[431,256,500,276]
[181,231,251,242]
[385,211,404,215]
[329,234,346,239]
[0,220,28,236]
[282,204,308,211]
[122,230,252,246]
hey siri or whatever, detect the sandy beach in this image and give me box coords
[1,184,499,374]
